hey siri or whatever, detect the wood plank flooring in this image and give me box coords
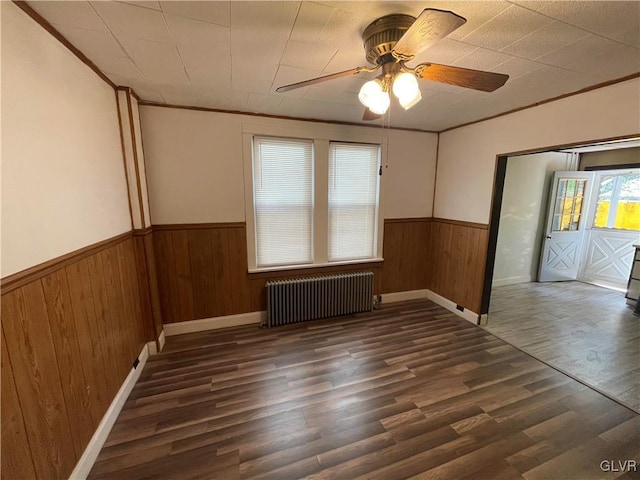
[89,300,640,479]
[486,281,640,413]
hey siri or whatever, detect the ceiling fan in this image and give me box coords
[276,8,509,120]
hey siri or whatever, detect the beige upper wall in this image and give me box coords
[436,77,640,224]
[1,3,131,277]
[140,106,438,224]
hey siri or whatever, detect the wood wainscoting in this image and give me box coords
[153,219,432,324]
[429,218,489,314]
[1,234,148,479]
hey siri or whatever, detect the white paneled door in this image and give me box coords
[579,229,638,290]
[538,171,595,282]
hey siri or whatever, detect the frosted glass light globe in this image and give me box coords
[369,91,390,114]
[399,89,422,110]
[393,72,421,109]
[358,79,384,108]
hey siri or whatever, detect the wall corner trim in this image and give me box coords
[426,290,480,325]
[163,311,266,336]
[69,343,150,479]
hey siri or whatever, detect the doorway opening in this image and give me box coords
[480,135,640,412]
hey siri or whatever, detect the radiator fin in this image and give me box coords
[266,271,374,327]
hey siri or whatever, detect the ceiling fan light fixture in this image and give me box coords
[393,71,421,109]
[368,91,390,114]
[358,79,390,114]
[399,89,422,110]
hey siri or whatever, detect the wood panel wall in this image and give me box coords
[429,218,489,314]
[381,218,431,294]
[1,235,148,480]
[153,219,432,324]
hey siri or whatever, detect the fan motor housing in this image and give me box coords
[362,14,415,64]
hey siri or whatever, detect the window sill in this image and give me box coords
[248,257,384,275]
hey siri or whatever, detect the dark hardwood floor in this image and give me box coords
[89,300,640,479]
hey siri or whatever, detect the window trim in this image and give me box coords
[242,123,386,273]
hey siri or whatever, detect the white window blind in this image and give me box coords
[328,142,380,261]
[253,137,313,267]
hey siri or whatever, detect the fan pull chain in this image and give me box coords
[380,102,390,174]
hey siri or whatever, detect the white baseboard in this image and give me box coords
[70,343,149,479]
[380,289,428,303]
[426,290,480,325]
[163,311,265,336]
[491,275,533,288]
[145,330,165,356]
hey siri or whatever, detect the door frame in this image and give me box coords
[480,133,640,317]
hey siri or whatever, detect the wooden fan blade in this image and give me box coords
[393,9,466,59]
[276,66,374,93]
[416,63,509,92]
[363,108,382,121]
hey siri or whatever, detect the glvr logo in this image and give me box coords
[600,460,637,472]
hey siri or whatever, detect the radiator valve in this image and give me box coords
[373,294,382,309]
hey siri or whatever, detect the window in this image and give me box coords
[593,171,640,230]
[328,143,380,261]
[246,135,383,271]
[551,178,586,232]
[253,137,313,267]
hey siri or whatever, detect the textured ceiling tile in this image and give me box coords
[230,28,288,66]
[119,36,190,86]
[455,47,513,71]
[246,93,284,112]
[290,2,335,43]
[105,71,139,88]
[566,45,640,79]
[92,55,143,78]
[179,46,231,89]
[272,65,322,91]
[316,7,363,49]
[513,0,640,48]
[411,39,478,67]
[202,88,249,109]
[285,96,362,120]
[433,1,512,41]
[28,0,640,130]
[492,56,545,80]
[323,49,369,73]
[29,1,108,32]
[129,84,165,102]
[177,43,223,69]
[231,60,278,94]
[160,1,230,26]
[164,13,230,52]
[118,1,162,11]
[501,20,590,60]
[460,4,553,51]
[535,34,628,68]
[303,85,360,106]
[280,41,337,71]
[230,1,299,33]
[91,1,172,44]
[54,24,126,58]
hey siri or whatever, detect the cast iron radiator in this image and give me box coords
[265,271,374,327]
